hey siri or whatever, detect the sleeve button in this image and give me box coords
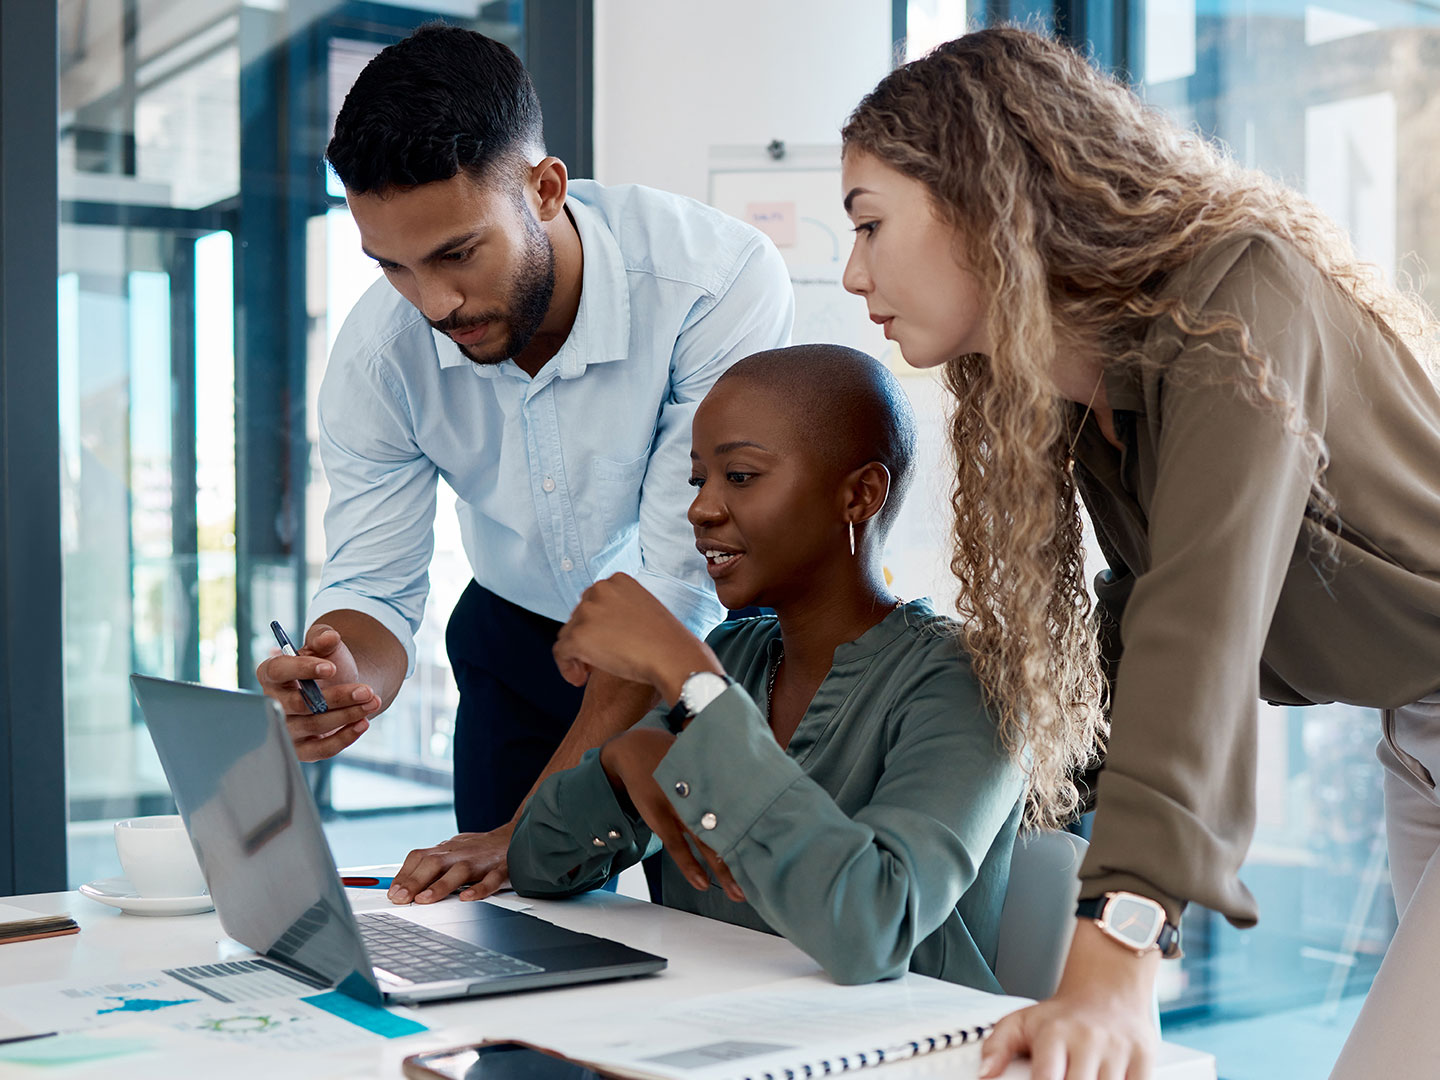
[700,812,718,831]
[607,829,621,840]
[674,781,690,798]
[591,836,606,847]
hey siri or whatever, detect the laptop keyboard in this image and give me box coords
[357,911,545,983]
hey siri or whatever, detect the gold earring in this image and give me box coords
[849,520,856,556]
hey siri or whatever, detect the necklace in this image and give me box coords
[766,597,905,718]
[765,653,782,717]
[1066,372,1103,466]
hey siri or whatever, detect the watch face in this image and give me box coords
[1104,894,1164,949]
[681,672,731,715]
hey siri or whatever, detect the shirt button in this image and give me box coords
[560,557,573,572]
[542,477,555,493]
[674,781,690,798]
[700,812,717,831]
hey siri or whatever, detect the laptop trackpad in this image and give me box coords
[398,900,520,927]
[427,913,583,952]
[396,901,583,947]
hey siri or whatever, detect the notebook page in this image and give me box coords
[541,975,1031,1080]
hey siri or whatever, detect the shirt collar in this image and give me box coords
[431,195,632,380]
[761,597,940,666]
[836,597,937,661]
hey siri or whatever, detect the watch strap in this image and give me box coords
[663,697,688,734]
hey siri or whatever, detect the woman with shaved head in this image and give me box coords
[508,343,1030,991]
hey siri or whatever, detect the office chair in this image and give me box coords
[994,829,1090,1001]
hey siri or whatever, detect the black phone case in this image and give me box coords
[402,1039,634,1080]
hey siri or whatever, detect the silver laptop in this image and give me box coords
[130,674,666,1006]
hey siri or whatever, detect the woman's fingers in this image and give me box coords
[979,1008,1027,1077]
[979,1000,1152,1080]
[693,839,745,902]
[633,790,709,890]
[636,791,743,901]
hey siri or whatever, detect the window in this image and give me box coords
[55,0,533,887]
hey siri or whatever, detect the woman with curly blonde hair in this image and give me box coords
[840,25,1440,1080]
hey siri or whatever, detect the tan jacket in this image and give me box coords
[1072,231,1440,926]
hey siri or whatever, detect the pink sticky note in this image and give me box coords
[744,201,797,247]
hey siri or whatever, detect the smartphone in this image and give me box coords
[404,1042,613,1080]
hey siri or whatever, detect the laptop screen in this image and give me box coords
[130,674,383,1004]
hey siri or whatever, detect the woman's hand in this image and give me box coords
[553,574,722,702]
[980,919,1161,1080]
[599,727,744,903]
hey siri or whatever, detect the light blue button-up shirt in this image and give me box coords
[307,181,794,673]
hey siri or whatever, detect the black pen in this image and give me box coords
[0,1032,57,1046]
[270,620,330,714]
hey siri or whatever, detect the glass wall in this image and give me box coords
[58,0,526,886]
[1129,1,1440,1074]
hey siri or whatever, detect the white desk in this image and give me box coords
[0,887,1214,1079]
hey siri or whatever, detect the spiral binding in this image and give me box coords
[738,1023,994,1080]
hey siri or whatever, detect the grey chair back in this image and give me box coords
[993,829,1088,1000]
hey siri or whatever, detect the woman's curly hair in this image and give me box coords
[842,26,1437,830]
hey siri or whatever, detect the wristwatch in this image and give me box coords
[664,671,734,733]
[1076,891,1182,958]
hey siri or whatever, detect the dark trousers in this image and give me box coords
[447,581,585,834]
[447,580,661,899]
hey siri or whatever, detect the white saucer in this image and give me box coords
[78,877,214,917]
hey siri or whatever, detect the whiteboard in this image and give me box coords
[709,153,891,360]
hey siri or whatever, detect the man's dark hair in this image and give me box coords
[326,24,544,195]
[716,345,918,538]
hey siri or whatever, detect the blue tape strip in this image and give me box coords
[301,991,429,1038]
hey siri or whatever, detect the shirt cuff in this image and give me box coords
[560,749,646,853]
[633,568,726,639]
[306,587,418,677]
[651,685,803,858]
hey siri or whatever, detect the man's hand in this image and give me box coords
[553,574,721,703]
[599,728,744,902]
[389,825,513,904]
[256,623,380,762]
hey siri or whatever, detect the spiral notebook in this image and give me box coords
[515,975,1029,1080]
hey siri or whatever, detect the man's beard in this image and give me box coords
[434,209,556,366]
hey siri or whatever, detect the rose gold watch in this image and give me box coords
[1076,891,1182,958]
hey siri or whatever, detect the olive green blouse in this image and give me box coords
[1072,231,1440,927]
[508,599,1025,990]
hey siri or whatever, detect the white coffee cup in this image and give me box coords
[114,815,208,898]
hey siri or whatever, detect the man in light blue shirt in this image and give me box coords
[256,26,791,900]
